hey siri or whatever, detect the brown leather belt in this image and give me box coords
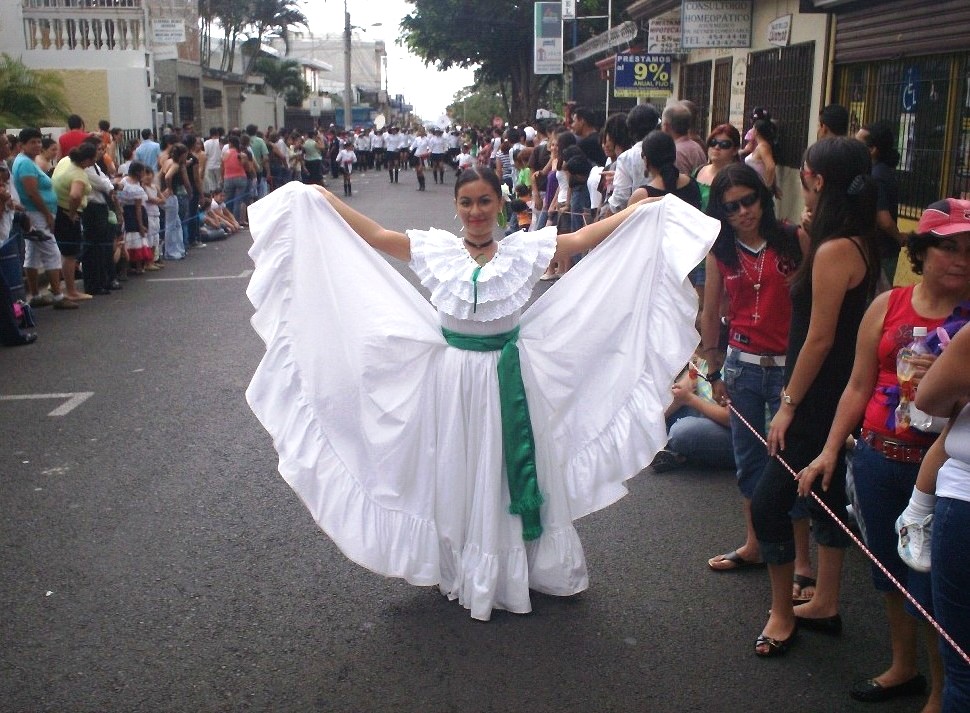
[861,429,930,464]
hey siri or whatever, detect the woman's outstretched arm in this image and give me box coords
[313,185,411,261]
[554,196,659,259]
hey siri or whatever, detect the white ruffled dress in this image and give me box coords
[246,183,719,620]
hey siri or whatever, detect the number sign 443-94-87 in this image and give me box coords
[614,53,673,98]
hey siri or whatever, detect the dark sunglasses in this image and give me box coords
[722,192,760,215]
[708,138,734,149]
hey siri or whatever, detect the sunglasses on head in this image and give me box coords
[708,138,734,149]
[722,192,760,215]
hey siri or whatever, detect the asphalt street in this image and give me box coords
[1,168,937,712]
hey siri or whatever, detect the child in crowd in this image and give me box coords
[209,189,241,233]
[198,194,233,240]
[142,168,164,269]
[336,141,357,196]
[117,162,151,275]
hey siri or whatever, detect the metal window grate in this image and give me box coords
[744,42,815,168]
[681,60,711,138]
[710,57,732,131]
[835,53,970,219]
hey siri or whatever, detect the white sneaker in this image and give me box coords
[896,512,932,573]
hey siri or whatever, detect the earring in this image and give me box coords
[454,213,458,220]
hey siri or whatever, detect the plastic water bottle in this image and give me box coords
[895,326,930,433]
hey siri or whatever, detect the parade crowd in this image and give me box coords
[4,100,970,713]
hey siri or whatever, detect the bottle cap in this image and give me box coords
[912,326,928,337]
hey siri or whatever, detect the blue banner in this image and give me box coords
[614,53,673,98]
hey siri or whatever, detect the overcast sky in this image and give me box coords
[302,0,478,121]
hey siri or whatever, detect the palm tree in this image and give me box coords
[242,0,308,75]
[0,54,70,128]
[253,57,309,107]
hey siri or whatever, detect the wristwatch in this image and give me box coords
[781,389,796,407]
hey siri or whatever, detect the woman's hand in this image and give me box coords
[670,371,696,408]
[797,448,838,496]
[766,404,795,456]
[908,353,937,389]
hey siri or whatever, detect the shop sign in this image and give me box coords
[648,10,681,54]
[614,53,673,98]
[564,21,638,64]
[681,1,752,49]
[534,3,564,75]
[562,0,576,20]
[767,15,792,47]
[152,19,185,45]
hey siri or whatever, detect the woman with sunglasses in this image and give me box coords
[694,124,741,212]
[751,137,879,657]
[701,163,804,578]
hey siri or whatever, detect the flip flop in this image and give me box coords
[792,574,816,604]
[708,550,765,571]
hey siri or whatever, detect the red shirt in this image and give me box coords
[58,129,90,156]
[863,285,944,444]
[716,243,797,355]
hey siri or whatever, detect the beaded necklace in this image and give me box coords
[735,240,767,323]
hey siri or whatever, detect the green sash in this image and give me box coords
[441,326,543,540]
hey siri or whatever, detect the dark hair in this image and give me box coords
[41,137,56,150]
[510,199,528,213]
[641,130,679,191]
[707,163,800,269]
[603,113,631,154]
[168,143,189,162]
[792,136,878,293]
[81,134,102,146]
[626,103,660,142]
[127,161,146,178]
[819,104,850,136]
[555,130,577,169]
[565,154,592,181]
[141,128,153,140]
[245,124,258,136]
[707,123,741,150]
[862,119,899,169]
[904,231,942,275]
[226,135,241,150]
[752,107,771,122]
[454,167,503,199]
[753,119,776,144]
[68,143,97,164]
[67,114,84,130]
[18,127,42,143]
[572,105,601,129]
[98,119,110,131]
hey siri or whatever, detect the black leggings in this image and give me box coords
[81,203,112,292]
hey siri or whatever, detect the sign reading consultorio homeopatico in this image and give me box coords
[681,1,752,49]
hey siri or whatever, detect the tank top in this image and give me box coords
[222,148,247,180]
[786,237,871,439]
[937,404,970,502]
[863,285,944,444]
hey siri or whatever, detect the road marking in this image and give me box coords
[0,392,94,416]
[147,269,253,283]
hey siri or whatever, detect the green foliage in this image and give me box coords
[399,0,563,124]
[0,54,70,129]
[253,57,310,107]
[198,0,307,74]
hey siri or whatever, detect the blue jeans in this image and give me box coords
[932,496,970,713]
[666,406,735,470]
[851,439,932,614]
[722,349,785,498]
[569,184,591,232]
[223,176,249,222]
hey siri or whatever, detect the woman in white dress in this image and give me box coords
[246,167,719,620]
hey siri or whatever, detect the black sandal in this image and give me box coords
[755,627,797,657]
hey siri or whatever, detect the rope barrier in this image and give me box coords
[728,402,970,666]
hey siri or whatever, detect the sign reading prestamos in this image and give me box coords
[535,2,563,75]
[681,1,752,49]
[614,53,673,98]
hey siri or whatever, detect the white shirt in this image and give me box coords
[429,135,448,154]
[203,137,222,170]
[607,140,648,213]
[938,403,970,502]
[85,164,114,205]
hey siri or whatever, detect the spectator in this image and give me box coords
[12,128,75,309]
[133,129,161,171]
[745,119,778,195]
[694,123,742,211]
[752,137,879,657]
[571,105,607,166]
[818,104,850,140]
[858,119,904,284]
[34,138,58,176]
[245,124,269,198]
[603,103,660,217]
[629,130,702,209]
[203,127,223,193]
[662,101,707,175]
[914,321,970,713]
[58,114,89,156]
[80,135,117,295]
[51,142,97,301]
[651,359,734,473]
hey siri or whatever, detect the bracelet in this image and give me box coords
[706,370,722,383]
